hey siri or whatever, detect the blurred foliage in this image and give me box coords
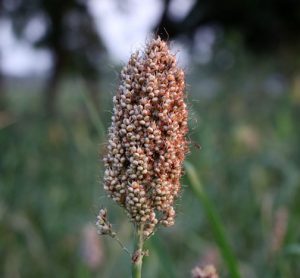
[0,0,106,114]
[1,1,300,276]
[156,0,300,54]
[185,161,240,278]
[2,0,300,116]
[1,0,105,76]
[1,52,300,277]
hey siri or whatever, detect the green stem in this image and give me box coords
[132,224,144,278]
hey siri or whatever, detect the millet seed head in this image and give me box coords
[103,37,188,236]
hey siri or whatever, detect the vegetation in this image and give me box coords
[1,55,300,277]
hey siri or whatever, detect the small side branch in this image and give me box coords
[112,234,131,256]
[96,208,131,256]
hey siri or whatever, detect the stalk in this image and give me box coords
[132,224,144,278]
[185,162,240,278]
[99,38,188,277]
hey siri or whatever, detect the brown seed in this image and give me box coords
[103,37,188,234]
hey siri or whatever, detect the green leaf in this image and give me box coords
[185,161,241,278]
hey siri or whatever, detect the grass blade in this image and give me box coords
[185,161,241,278]
[80,90,105,141]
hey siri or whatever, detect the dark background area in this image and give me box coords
[1,0,300,277]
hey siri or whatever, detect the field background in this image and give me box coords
[1,1,300,277]
[1,60,300,277]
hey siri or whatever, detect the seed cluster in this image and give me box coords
[96,209,115,236]
[191,265,219,278]
[103,37,188,236]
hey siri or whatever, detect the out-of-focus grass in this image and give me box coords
[185,161,240,278]
[1,61,300,277]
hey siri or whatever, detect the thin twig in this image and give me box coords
[111,234,132,256]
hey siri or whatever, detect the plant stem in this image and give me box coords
[132,224,144,278]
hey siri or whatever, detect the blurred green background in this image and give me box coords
[1,1,300,277]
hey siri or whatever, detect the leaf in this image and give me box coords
[185,161,241,278]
